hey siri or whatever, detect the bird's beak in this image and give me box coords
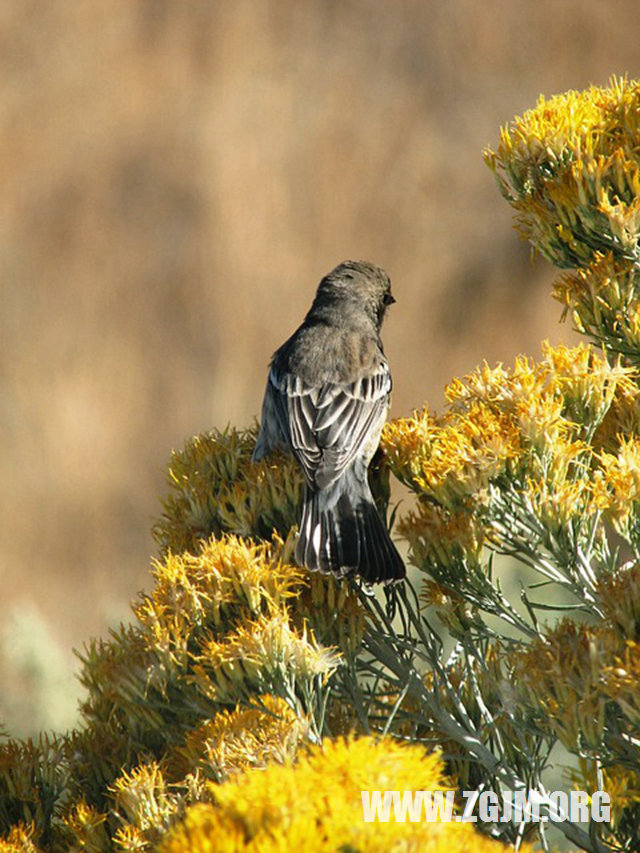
[383,293,396,306]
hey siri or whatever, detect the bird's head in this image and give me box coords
[313,260,396,329]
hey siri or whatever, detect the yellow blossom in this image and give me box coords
[0,825,41,853]
[542,340,634,424]
[486,76,640,365]
[385,344,628,563]
[392,404,521,512]
[571,760,640,830]
[294,574,366,658]
[178,696,308,782]
[602,641,640,725]
[597,435,640,534]
[61,801,110,851]
[523,472,596,536]
[398,502,486,574]
[112,824,149,852]
[485,76,640,269]
[512,620,621,750]
[380,408,435,489]
[135,535,304,660]
[158,737,533,853]
[596,561,640,640]
[109,762,181,835]
[193,612,341,703]
[153,427,303,555]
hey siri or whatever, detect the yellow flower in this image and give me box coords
[398,502,486,574]
[385,344,627,560]
[380,408,435,489]
[571,759,640,830]
[400,405,521,511]
[153,427,303,554]
[522,468,596,536]
[597,436,640,534]
[554,249,640,362]
[542,340,634,425]
[193,612,341,704]
[514,392,567,457]
[485,76,640,269]
[158,737,532,853]
[486,77,640,363]
[155,803,245,853]
[112,823,149,852]
[602,640,640,725]
[0,825,41,853]
[136,535,304,661]
[62,801,109,851]
[512,620,621,750]
[294,574,366,658]
[109,762,181,835]
[596,561,640,640]
[179,696,308,782]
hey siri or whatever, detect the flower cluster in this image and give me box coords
[153,427,304,554]
[513,620,621,751]
[382,342,639,592]
[484,76,640,268]
[177,696,307,782]
[485,76,640,362]
[596,559,640,640]
[0,534,343,851]
[555,253,640,360]
[160,737,532,853]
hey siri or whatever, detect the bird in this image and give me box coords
[252,260,405,584]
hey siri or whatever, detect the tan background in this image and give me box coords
[1,1,638,735]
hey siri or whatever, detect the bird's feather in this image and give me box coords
[268,360,391,490]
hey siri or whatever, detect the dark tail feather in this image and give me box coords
[295,469,405,584]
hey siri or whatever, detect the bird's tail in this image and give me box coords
[295,468,405,584]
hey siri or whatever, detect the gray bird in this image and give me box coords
[252,260,405,584]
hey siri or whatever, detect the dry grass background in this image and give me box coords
[1,1,639,735]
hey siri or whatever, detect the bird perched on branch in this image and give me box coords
[253,260,405,584]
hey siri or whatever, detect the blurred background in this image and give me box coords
[1,1,638,736]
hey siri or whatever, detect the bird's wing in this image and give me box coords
[268,361,391,489]
[251,374,290,461]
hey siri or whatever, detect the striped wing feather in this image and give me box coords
[268,363,391,489]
